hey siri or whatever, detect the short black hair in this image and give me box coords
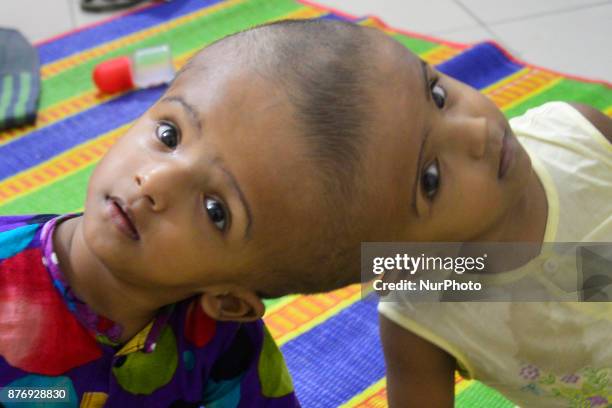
[183,20,379,296]
[182,19,374,201]
[250,19,372,201]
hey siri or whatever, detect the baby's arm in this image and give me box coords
[380,315,455,407]
[568,103,612,143]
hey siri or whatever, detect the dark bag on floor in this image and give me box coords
[0,28,41,131]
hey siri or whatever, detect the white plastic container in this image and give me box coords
[93,44,175,93]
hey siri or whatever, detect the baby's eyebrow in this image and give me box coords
[160,96,202,134]
[419,59,430,102]
[210,155,253,240]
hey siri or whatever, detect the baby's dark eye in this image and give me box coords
[156,122,179,149]
[205,197,228,231]
[422,161,440,199]
[431,81,446,109]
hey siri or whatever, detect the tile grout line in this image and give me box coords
[472,0,611,27]
[451,0,507,45]
[452,0,490,29]
[67,0,78,30]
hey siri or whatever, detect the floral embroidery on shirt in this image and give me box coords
[519,363,611,407]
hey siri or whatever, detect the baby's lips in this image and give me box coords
[108,195,140,240]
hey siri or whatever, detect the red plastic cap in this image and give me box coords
[93,56,135,93]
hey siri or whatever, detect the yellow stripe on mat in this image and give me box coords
[264,285,362,346]
[484,68,562,110]
[272,4,326,20]
[0,92,117,145]
[339,372,472,407]
[360,17,396,35]
[420,46,463,65]
[0,126,126,205]
[265,295,299,315]
[455,374,474,395]
[339,378,387,408]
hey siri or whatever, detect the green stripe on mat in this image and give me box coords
[263,297,287,309]
[505,78,612,119]
[390,34,440,55]
[456,381,515,408]
[37,0,304,110]
[0,165,93,214]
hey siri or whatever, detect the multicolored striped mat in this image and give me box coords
[1,0,610,406]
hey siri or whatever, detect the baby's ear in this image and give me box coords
[199,288,265,322]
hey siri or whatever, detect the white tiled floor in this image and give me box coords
[0,0,610,81]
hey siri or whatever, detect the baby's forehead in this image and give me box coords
[374,35,419,77]
[170,58,282,113]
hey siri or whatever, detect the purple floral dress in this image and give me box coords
[0,214,299,407]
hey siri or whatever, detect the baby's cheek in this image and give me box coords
[470,180,504,210]
[451,179,505,232]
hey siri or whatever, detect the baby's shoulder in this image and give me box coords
[566,102,612,143]
[510,101,611,154]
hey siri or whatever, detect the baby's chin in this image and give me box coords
[81,206,135,272]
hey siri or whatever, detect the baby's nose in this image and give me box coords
[133,163,188,211]
[460,116,488,160]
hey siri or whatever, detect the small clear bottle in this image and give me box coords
[93,44,175,93]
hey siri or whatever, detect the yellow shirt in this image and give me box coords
[378,102,612,407]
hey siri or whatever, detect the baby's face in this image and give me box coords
[82,29,537,296]
[356,34,534,242]
[83,52,325,292]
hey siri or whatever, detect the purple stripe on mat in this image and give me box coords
[37,0,224,65]
[317,13,352,22]
[281,297,384,408]
[437,42,523,90]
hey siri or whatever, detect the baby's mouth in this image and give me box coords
[107,196,140,240]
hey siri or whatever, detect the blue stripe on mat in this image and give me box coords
[37,0,222,65]
[0,86,165,181]
[318,13,353,22]
[281,297,384,408]
[437,42,523,90]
